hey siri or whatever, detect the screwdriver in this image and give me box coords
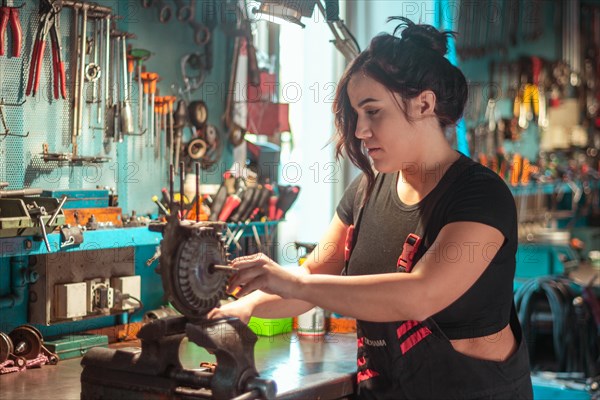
[152,195,170,215]
[140,72,151,146]
[209,264,239,273]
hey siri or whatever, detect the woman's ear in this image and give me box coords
[415,90,437,116]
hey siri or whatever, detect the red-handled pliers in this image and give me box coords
[0,2,23,57]
[26,2,66,99]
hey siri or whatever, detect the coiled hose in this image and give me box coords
[514,276,600,377]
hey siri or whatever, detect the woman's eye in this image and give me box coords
[366,109,379,116]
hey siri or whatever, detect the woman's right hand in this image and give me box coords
[206,300,253,325]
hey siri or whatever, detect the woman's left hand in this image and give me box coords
[228,253,302,299]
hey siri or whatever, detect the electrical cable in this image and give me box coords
[114,290,144,342]
[515,276,600,378]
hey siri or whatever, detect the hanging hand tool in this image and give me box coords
[129,48,151,135]
[154,96,164,159]
[173,99,188,171]
[113,34,123,142]
[141,73,150,145]
[26,2,66,98]
[120,34,134,135]
[149,73,159,146]
[0,1,22,57]
[165,96,176,166]
[103,13,111,118]
[70,3,89,152]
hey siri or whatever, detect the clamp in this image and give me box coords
[26,0,66,99]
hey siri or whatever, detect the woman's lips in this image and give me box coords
[367,147,382,156]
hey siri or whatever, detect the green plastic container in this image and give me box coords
[248,317,293,337]
[44,334,109,360]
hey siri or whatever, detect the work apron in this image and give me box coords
[354,304,533,399]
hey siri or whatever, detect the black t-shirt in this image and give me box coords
[336,153,518,339]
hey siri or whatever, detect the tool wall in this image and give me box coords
[0,0,234,216]
[0,0,253,337]
[452,0,600,387]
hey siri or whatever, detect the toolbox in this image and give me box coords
[44,334,109,361]
[41,189,109,209]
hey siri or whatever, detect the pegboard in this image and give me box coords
[0,0,233,215]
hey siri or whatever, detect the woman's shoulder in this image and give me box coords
[452,156,513,195]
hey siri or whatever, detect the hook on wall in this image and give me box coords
[0,98,29,138]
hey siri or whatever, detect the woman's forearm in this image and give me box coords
[296,273,427,322]
[252,291,315,318]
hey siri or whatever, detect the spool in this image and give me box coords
[297,307,325,337]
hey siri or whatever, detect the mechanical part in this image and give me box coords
[0,332,13,364]
[158,217,229,317]
[9,325,58,365]
[84,62,101,82]
[187,138,207,160]
[205,124,218,146]
[143,306,179,321]
[229,126,246,147]
[9,325,42,360]
[188,100,208,129]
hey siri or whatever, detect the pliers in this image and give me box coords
[0,2,22,57]
[26,1,66,99]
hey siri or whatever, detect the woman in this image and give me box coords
[209,17,533,399]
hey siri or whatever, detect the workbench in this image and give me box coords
[0,332,358,400]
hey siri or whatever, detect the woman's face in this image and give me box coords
[347,73,420,173]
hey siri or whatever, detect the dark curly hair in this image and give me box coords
[333,17,468,199]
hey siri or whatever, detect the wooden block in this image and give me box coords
[63,207,123,227]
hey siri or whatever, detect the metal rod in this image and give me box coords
[76,6,89,138]
[104,15,111,108]
[60,0,112,15]
[209,264,239,273]
[195,162,200,222]
[169,164,175,212]
[47,195,68,226]
[71,7,80,151]
[179,161,185,220]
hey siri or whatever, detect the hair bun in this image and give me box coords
[388,16,453,57]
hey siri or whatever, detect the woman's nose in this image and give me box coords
[354,118,372,139]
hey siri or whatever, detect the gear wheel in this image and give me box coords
[159,219,230,318]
